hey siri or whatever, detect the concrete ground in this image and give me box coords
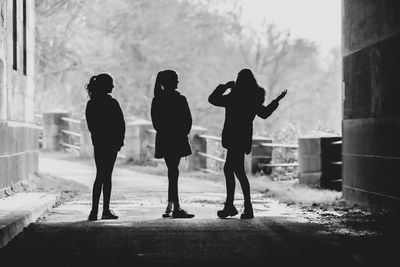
[0,152,398,266]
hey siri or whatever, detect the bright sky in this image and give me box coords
[238,0,341,52]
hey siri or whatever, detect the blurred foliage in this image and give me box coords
[35,0,341,139]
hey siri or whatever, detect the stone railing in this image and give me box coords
[298,136,342,191]
[36,111,342,190]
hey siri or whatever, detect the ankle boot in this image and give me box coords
[217,203,238,218]
[240,203,254,219]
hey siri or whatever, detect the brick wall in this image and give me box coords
[342,0,400,208]
[0,0,37,190]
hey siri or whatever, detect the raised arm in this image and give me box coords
[208,81,234,107]
[256,89,287,119]
[256,99,279,119]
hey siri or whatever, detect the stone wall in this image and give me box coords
[0,0,37,190]
[342,0,400,208]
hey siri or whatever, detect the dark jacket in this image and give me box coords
[151,90,192,158]
[85,94,125,151]
[208,84,279,154]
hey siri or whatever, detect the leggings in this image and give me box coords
[164,155,181,205]
[223,149,251,206]
[92,147,118,212]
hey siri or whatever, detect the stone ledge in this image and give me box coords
[0,192,59,248]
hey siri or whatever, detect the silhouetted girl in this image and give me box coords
[209,69,287,219]
[151,70,194,219]
[85,73,125,221]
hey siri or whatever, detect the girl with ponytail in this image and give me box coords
[85,73,125,221]
[151,70,194,219]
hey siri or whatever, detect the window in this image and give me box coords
[12,0,17,71]
[23,0,27,75]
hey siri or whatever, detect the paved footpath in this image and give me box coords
[0,153,396,266]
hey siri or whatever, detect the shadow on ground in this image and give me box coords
[1,215,399,267]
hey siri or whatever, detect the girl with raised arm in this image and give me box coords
[85,73,125,221]
[209,69,287,219]
[151,70,194,219]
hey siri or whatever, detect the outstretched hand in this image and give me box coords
[276,89,287,102]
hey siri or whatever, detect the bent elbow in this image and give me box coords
[259,112,270,119]
[208,96,215,105]
[208,97,217,106]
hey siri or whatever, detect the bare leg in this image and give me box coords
[164,155,181,209]
[224,149,236,206]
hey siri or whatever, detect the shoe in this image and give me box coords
[217,203,238,219]
[172,208,194,219]
[88,210,98,221]
[162,208,172,218]
[101,210,119,220]
[240,203,254,219]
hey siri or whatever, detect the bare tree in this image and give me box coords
[35,0,341,136]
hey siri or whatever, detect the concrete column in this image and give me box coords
[298,135,341,190]
[42,111,69,151]
[187,126,208,171]
[0,59,6,121]
[204,137,225,173]
[343,0,400,208]
[124,119,154,164]
[246,136,273,174]
[79,118,93,158]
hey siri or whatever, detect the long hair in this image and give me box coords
[86,73,113,99]
[153,69,178,97]
[234,69,265,105]
[154,71,164,97]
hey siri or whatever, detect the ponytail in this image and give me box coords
[154,71,164,97]
[85,73,113,99]
[85,75,97,99]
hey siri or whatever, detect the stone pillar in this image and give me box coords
[343,0,400,208]
[298,135,341,190]
[42,111,69,151]
[204,137,225,173]
[124,119,154,164]
[79,118,93,158]
[0,59,6,121]
[186,126,207,171]
[246,136,273,174]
